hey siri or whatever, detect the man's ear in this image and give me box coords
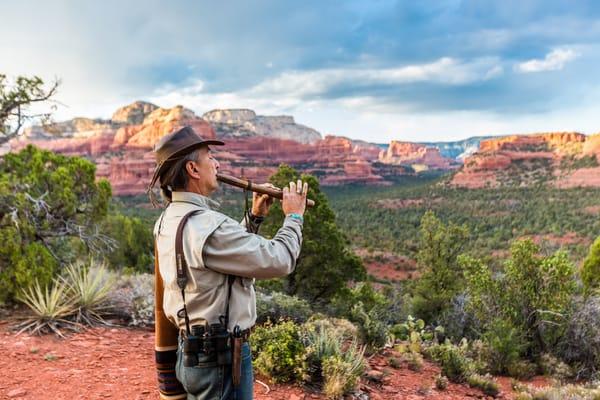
[186,161,200,177]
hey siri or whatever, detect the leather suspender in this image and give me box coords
[175,210,235,335]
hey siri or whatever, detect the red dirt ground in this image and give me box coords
[0,321,549,399]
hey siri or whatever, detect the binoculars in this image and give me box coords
[182,322,232,367]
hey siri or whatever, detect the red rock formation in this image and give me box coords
[379,141,455,169]
[11,132,114,156]
[451,131,600,188]
[120,106,216,149]
[8,103,433,195]
[479,132,585,153]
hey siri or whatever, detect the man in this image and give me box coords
[149,126,308,400]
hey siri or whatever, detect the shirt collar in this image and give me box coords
[171,191,220,210]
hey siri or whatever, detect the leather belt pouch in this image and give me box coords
[232,336,242,386]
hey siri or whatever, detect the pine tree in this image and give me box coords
[260,164,365,306]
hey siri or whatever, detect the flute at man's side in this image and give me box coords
[216,173,316,208]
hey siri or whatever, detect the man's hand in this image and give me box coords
[251,183,277,217]
[282,179,308,216]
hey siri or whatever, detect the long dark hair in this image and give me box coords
[158,148,201,202]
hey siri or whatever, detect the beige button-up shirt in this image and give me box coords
[153,191,303,331]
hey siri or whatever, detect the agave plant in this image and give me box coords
[15,279,78,337]
[60,258,115,326]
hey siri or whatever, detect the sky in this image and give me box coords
[2,0,600,143]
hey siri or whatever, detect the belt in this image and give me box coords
[179,327,252,342]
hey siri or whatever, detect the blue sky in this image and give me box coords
[1,0,600,142]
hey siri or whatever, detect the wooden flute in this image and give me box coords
[216,173,316,208]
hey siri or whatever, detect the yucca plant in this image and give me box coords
[322,341,366,399]
[15,279,78,337]
[61,259,114,326]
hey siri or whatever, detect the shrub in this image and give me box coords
[101,213,153,273]
[425,341,475,383]
[15,278,77,336]
[505,360,537,380]
[482,319,527,376]
[389,357,402,369]
[538,353,573,381]
[61,259,114,325]
[438,293,479,341]
[412,211,469,323]
[405,351,424,372]
[251,320,307,383]
[322,346,365,399]
[466,374,500,397]
[0,146,112,304]
[256,290,312,324]
[332,282,391,350]
[559,296,600,379]
[302,317,364,392]
[462,241,576,359]
[513,382,600,400]
[582,236,600,295]
[110,273,155,326]
[435,374,449,390]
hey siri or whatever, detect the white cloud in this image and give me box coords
[515,48,579,73]
[248,57,503,99]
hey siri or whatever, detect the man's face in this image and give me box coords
[190,146,220,195]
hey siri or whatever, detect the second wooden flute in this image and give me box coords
[217,173,316,208]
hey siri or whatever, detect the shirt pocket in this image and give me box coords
[190,268,227,290]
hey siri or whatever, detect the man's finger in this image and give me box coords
[302,182,308,195]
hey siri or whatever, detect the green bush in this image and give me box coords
[425,341,475,383]
[256,290,312,324]
[412,211,469,323]
[349,301,389,350]
[462,241,576,359]
[331,282,391,350]
[0,146,111,304]
[582,237,600,296]
[251,320,307,383]
[466,374,500,397]
[101,213,153,273]
[482,319,527,376]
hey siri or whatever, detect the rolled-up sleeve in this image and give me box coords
[202,215,303,279]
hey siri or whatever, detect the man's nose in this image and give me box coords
[214,158,220,169]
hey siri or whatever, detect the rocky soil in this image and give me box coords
[0,320,551,400]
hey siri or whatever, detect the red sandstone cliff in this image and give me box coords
[450,132,600,188]
[379,141,457,170]
[7,102,456,195]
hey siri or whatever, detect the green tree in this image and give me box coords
[0,145,111,303]
[582,236,600,295]
[505,240,575,354]
[260,164,365,305]
[462,240,576,358]
[1,74,59,144]
[412,211,469,323]
[101,213,154,273]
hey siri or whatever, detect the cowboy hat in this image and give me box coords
[147,125,224,192]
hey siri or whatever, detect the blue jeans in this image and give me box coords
[176,337,253,400]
